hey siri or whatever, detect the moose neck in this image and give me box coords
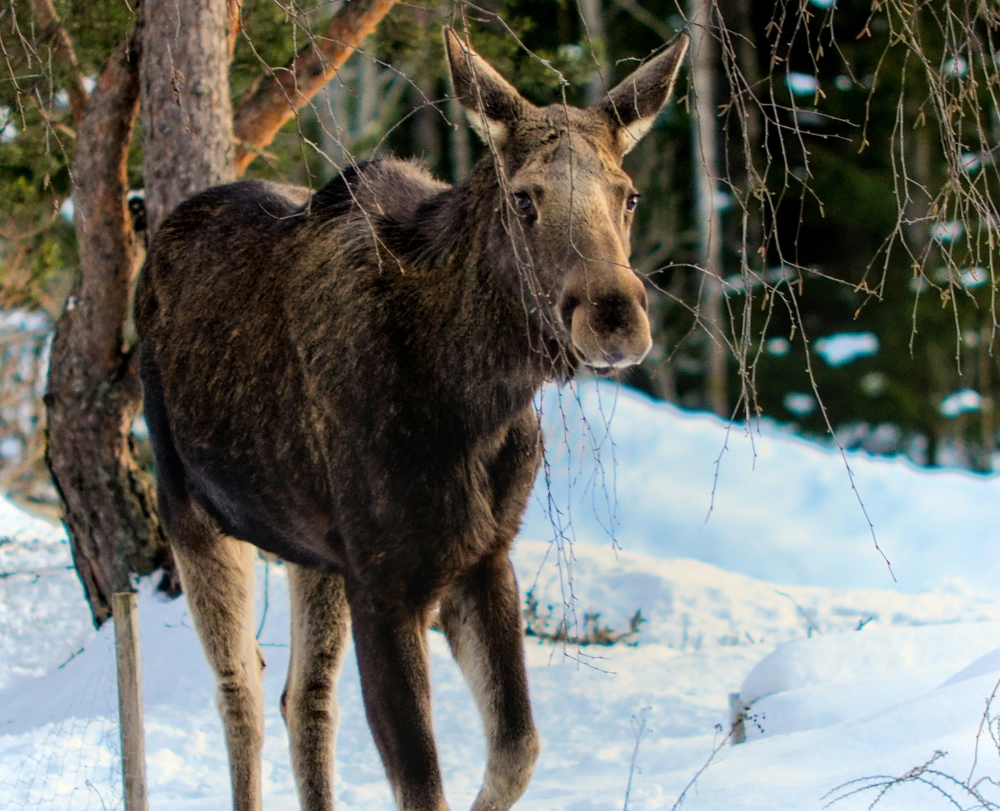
[386,159,569,426]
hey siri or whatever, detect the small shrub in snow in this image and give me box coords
[823,750,1000,809]
[522,590,645,647]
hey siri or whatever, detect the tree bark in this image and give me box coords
[141,0,236,235]
[46,27,171,628]
[412,75,441,170]
[448,95,472,183]
[232,0,397,175]
[689,0,728,417]
[578,0,613,106]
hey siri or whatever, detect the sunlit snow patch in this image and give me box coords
[814,332,879,367]
[765,265,797,284]
[557,44,584,62]
[959,266,988,287]
[785,72,819,97]
[930,220,964,242]
[765,336,791,357]
[0,105,16,143]
[714,190,732,211]
[943,56,969,77]
[960,152,983,172]
[783,392,816,416]
[941,388,982,417]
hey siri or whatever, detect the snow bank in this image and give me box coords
[0,498,92,692]
[523,381,1000,592]
[5,525,1000,809]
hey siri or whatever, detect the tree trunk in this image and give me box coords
[448,95,472,183]
[689,0,728,417]
[45,28,171,628]
[48,0,238,627]
[28,0,90,124]
[140,0,235,236]
[412,75,441,170]
[578,0,613,106]
[718,0,763,258]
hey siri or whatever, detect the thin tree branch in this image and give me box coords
[228,0,242,56]
[613,0,674,42]
[27,0,90,125]
[231,0,397,175]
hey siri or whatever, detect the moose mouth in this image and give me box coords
[574,348,633,377]
[583,361,619,378]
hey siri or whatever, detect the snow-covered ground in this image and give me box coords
[4,381,1000,810]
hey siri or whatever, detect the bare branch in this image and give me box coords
[231,0,397,176]
[27,0,90,125]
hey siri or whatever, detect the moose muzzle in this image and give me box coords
[560,264,652,370]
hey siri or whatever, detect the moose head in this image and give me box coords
[445,28,689,373]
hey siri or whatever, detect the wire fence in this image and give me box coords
[0,522,122,811]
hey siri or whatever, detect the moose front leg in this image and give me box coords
[350,594,449,811]
[440,552,540,811]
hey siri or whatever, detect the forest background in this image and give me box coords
[1,0,998,620]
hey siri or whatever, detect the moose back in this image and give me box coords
[136,28,688,811]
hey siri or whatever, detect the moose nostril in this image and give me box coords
[560,295,579,331]
[592,294,634,334]
[605,350,626,365]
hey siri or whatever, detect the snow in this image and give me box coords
[931,220,965,242]
[5,381,1000,809]
[783,391,816,416]
[59,198,75,223]
[814,332,879,367]
[522,383,1000,592]
[943,57,969,78]
[786,73,819,97]
[941,388,983,417]
[960,266,989,287]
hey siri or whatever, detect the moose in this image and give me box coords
[136,28,688,811]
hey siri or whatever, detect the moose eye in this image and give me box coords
[625,193,640,212]
[513,192,535,214]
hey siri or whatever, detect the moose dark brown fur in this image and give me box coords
[136,29,688,811]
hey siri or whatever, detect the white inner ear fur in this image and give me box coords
[617,115,658,154]
[465,108,509,147]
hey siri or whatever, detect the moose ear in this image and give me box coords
[596,36,689,155]
[444,27,529,147]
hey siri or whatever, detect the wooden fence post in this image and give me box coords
[729,692,747,745]
[113,591,149,811]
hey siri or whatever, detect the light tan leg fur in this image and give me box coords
[440,553,539,811]
[173,537,265,811]
[281,563,351,810]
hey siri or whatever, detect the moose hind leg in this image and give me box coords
[281,563,350,810]
[440,552,539,811]
[172,534,264,811]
